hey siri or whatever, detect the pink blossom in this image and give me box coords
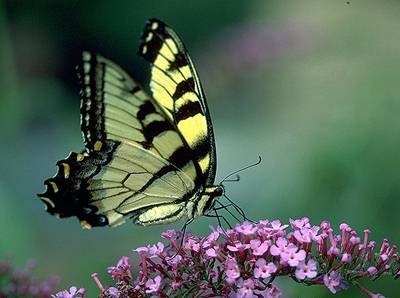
[225,256,240,283]
[367,266,378,276]
[235,221,258,235]
[161,229,177,239]
[165,254,182,267]
[149,242,164,255]
[254,259,277,279]
[341,253,352,263]
[282,248,306,267]
[293,228,312,243]
[290,217,311,229]
[295,259,318,280]
[269,220,289,235]
[227,241,250,252]
[270,237,289,257]
[184,237,200,252]
[52,286,85,298]
[252,240,270,256]
[323,271,348,294]
[202,229,220,248]
[206,247,218,257]
[236,278,256,298]
[264,284,282,298]
[145,275,162,293]
[107,256,131,281]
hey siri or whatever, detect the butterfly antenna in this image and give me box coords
[222,174,240,183]
[219,155,262,184]
[168,218,193,260]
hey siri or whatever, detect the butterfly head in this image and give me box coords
[192,185,225,218]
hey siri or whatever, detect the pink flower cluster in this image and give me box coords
[0,259,59,297]
[54,218,399,297]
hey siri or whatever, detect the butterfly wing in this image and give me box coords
[39,52,201,227]
[138,18,217,186]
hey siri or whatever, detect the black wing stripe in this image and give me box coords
[175,100,203,122]
[137,101,157,121]
[191,137,210,161]
[143,120,174,143]
[172,78,195,100]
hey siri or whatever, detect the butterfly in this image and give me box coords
[38,18,228,228]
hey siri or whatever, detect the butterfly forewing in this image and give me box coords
[138,18,217,185]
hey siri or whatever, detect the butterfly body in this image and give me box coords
[39,19,223,228]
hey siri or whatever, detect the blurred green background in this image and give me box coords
[1,0,399,296]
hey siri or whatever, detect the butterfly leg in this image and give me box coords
[167,218,194,260]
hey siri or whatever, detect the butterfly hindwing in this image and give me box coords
[39,52,201,227]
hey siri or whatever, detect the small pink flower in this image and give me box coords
[295,259,318,280]
[258,219,270,227]
[323,271,348,293]
[293,229,312,243]
[133,246,149,255]
[252,240,270,256]
[227,241,250,252]
[290,217,311,230]
[161,229,177,239]
[52,286,85,298]
[149,242,164,256]
[145,275,162,294]
[309,226,321,241]
[236,221,258,235]
[166,254,182,267]
[134,243,164,258]
[236,278,256,298]
[107,256,131,281]
[202,229,220,248]
[341,253,352,263]
[269,220,289,235]
[184,238,200,252]
[270,237,289,257]
[263,283,282,298]
[254,259,277,279]
[225,256,240,283]
[206,247,218,257]
[282,248,306,267]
